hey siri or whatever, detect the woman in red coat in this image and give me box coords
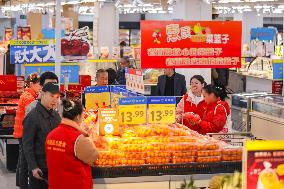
[176,75,206,123]
[184,84,230,135]
[46,99,99,189]
[14,73,41,188]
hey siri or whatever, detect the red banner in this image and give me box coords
[141,21,242,68]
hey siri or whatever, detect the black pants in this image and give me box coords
[16,139,29,189]
[28,169,48,189]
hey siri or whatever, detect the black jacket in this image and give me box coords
[23,102,61,171]
[156,73,187,97]
[117,68,126,85]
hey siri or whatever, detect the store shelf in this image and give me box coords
[92,161,241,178]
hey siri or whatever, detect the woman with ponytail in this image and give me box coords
[46,99,98,189]
[183,84,230,135]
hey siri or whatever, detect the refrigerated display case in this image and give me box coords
[250,95,284,140]
[231,92,271,132]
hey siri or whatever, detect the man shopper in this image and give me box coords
[23,82,61,189]
[96,69,109,86]
[26,71,59,115]
[117,57,131,85]
[156,68,187,98]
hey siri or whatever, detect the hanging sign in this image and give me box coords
[141,21,242,68]
[148,97,176,124]
[118,96,147,125]
[10,40,55,64]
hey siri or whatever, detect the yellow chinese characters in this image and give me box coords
[46,139,67,152]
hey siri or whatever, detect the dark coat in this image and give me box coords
[23,102,61,171]
[117,68,126,85]
[156,73,187,97]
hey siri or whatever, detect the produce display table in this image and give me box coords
[92,161,241,188]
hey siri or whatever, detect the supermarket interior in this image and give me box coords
[1,0,284,189]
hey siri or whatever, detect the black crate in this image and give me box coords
[92,161,242,178]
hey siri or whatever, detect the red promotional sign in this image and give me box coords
[141,21,242,68]
[0,75,17,91]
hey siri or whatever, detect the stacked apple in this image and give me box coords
[61,26,90,56]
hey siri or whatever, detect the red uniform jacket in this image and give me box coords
[186,100,230,135]
[13,88,37,138]
[46,124,92,189]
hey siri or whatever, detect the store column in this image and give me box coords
[172,0,212,84]
[94,2,119,52]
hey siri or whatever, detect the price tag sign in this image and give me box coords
[148,97,176,124]
[118,96,147,124]
[85,86,110,110]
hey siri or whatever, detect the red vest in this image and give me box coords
[46,124,93,189]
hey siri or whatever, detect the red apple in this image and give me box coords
[61,38,69,56]
[69,39,81,56]
[80,41,90,56]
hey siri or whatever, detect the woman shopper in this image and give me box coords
[183,84,230,135]
[176,75,206,123]
[14,73,41,189]
[46,99,99,189]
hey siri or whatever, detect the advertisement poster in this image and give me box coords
[133,47,141,60]
[112,47,120,59]
[126,68,144,94]
[17,26,31,40]
[100,47,109,59]
[141,21,242,68]
[24,64,79,84]
[251,27,276,41]
[98,108,119,136]
[10,40,55,64]
[85,86,110,110]
[4,28,13,41]
[244,140,284,189]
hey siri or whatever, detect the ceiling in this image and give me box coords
[1,0,284,14]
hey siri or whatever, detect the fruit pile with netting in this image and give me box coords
[83,120,242,167]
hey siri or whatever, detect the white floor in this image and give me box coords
[0,163,17,189]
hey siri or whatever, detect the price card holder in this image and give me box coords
[118,96,147,125]
[98,108,119,136]
[148,97,176,124]
[85,86,110,110]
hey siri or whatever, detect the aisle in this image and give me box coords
[0,162,16,189]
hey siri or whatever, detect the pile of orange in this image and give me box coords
[93,123,242,167]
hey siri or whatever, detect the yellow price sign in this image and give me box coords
[118,97,147,124]
[148,97,176,124]
[85,86,110,110]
